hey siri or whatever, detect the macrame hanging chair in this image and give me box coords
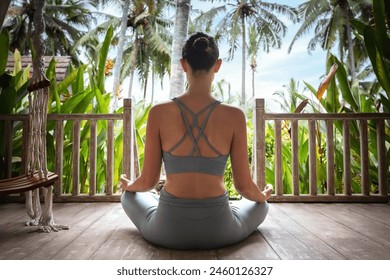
[24,0,68,232]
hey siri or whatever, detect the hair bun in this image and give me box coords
[193,37,210,51]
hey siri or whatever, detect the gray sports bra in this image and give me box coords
[162,97,229,176]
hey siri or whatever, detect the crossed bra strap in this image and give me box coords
[169,97,223,157]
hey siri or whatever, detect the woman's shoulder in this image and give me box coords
[147,100,178,124]
[149,100,176,114]
[217,102,246,120]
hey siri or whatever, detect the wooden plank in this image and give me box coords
[0,203,78,259]
[264,112,390,120]
[51,203,125,260]
[308,120,317,196]
[25,203,116,260]
[274,203,390,259]
[0,203,26,224]
[90,221,156,260]
[53,194,121,202]
[274,120,283,196]
[291,120,299,195]
[0,172,58,195]
[269,204,345,259]
[267,195,389,203]
[48,114,123,121]
[342,204,390,226]
[72,120,80,196]
[216,231,279,260]
[260,213,328,259]
[89,120,97,196]
[309,204,390,247]
[343,120,352,195]
[326,120,335,195]
[359,120,370,195]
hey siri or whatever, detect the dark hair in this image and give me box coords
[182,32,219,72]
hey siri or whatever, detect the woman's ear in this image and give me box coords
[214,59,222,73]
[180,59,188,72]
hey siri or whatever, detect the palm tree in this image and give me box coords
[111,0,130,111]
[194,0,297,111]
[82,0,172,102]
[247,25,261,103]
[288,0,373,82]
[4,0,96,62]
[169,0,191,99]
[123,1,171,100]
[0,0,11,30]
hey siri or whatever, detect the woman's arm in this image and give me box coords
[120,105,162,192]
[230,108,272,202]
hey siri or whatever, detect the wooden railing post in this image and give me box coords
[4,120,12,178]
[72,120,80,196]
[255,99,266,190]
[326,120,335,195]
[274,120,283,195]
[308,120,317,196]
[89,120,97,196]
[343,120,352,196]
[291,120,299,195]
[360,120,370,196]
[106,120,114,195]
[377,119,388,196]
[123,98,132,179]
[54,120,64,196]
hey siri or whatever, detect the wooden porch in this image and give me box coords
[1,98,389,260]
[0,201,389,260]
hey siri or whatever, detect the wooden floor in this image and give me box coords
[0,202,389,260]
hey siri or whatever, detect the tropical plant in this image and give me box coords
[4,0,97,63]
[0,30,30,178]
[288,0,375,81]
[194,0,297,111]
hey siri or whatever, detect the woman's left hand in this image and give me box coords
[120,174,132,192]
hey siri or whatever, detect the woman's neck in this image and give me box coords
[185,72,214,101]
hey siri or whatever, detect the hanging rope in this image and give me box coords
[27,0,50,180]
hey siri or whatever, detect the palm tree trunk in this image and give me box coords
[169,0,191,99]
[241,14,246,111]
[111,0,130,112]
[127,39,139,99]
[0,0,11,30]
[346,21,355,81]
[251,64,255,102]
[151,67,155,104]
[340,0,355,81]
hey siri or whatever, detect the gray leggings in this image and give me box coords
[121,188,269,249]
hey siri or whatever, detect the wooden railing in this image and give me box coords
[0,99,135,202]
[2,98,389,203]
[254,98,390,202]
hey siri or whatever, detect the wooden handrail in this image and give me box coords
[0,99,133,202]
[254,98,389,203]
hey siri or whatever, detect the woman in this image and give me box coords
[120,32,272,250]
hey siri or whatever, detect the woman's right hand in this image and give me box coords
[261,184,273,200]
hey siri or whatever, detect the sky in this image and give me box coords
[111,0,329,112]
